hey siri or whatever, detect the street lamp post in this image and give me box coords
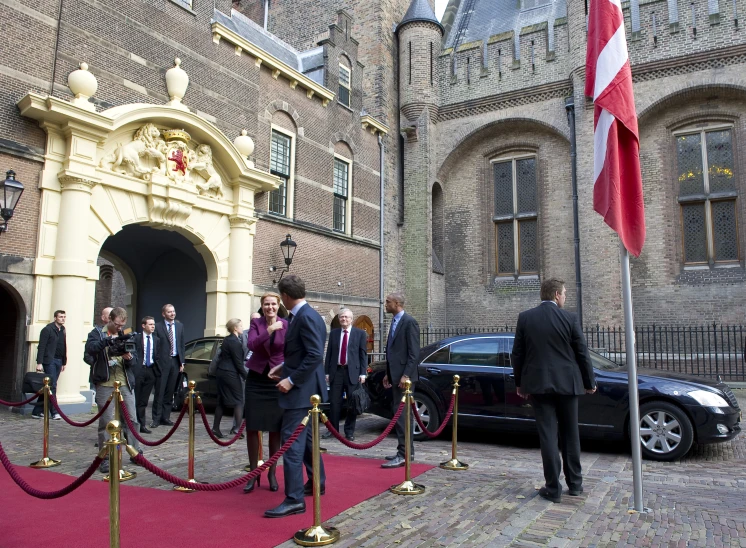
[271,234,297,284]
[0,170,25,234]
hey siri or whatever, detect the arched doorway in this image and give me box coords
[98,225,208,341]
[0,281,25,401]
[353,315,375,353]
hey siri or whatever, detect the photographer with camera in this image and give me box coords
[85,307,143,474]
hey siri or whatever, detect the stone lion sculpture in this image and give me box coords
[191,144,224,199]
[99,123,166,177]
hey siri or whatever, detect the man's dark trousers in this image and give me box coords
[32,358,63,416]
[391,381,415,458]
[153,356,179,423]
[329,370,357,437]
[135,366,157,425]
[281,407,326,504]
[531,393,582,499]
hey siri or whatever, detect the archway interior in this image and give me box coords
[99,225,207,342]
[0,281,24,400]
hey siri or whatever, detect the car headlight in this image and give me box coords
[687,390,729,407]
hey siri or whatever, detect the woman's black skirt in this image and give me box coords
[244,369,283,432]
[216,368,244,407]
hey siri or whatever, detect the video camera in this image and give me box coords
[106,329,139,356]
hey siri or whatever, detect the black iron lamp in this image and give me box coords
[0,170,24,234]
[271,234,297,284]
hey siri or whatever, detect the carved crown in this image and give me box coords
[162,129,191,143]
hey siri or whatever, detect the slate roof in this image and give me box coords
[398,0,445,33]
[443,0,566,51]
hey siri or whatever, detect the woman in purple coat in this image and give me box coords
[243,292,288,493]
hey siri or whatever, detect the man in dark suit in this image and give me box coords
[150,304,186,428]
[134,316,159,434]
[381,293,420,469]
[31,310,67,420]
[264,274,327,518]
[511,278,596,503]
[323,308,367,441]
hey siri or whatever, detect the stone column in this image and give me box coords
[51,175,97,404]
[226,215,256,322]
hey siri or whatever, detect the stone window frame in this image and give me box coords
[338,63,352,108]
[333,153,352,235]
[269,124,296,219]
[672,121,741,268]
[490,151,539,277]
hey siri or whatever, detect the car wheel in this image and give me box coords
[637,401,694,461]
[412,393,441,441]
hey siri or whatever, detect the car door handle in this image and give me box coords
[508,374,515,378]
[426,367,441,375]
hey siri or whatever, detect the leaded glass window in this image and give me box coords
[333,158,349,232]
[676,128,739,264]
[269,130,291,216]
[493,156,538,275]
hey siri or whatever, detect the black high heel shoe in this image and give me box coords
[243,474,260,493]
[268,470,278,492]
[229,428,245,439]
[213,428,225,439]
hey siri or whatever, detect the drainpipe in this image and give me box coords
[378,134,385,354]
[263,0,269,30]
[565,96,584,327]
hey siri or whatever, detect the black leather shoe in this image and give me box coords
[345,434,355,441]
[213,429,225,439]
[149,422,159,429]
[321,431,333,440]
[539,487,561,503]
[140,426,152,434]
[568,487,584,496]
[303,480,325,496]
[264,501,306,518]
[381,455,405,468]
[98,460,110,474]
[243,475,260,493]
[160,419,174,426]
[229,428,245,439]
[384,454,399,461]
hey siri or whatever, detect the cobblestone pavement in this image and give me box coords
[1,391,744,547]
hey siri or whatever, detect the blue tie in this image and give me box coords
[146,335,152,367]
[387,317,398,346]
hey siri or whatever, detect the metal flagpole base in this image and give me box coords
[439,458,469,471]
[104,469,136,483]
[29,457,61,468]
[173,479,200,493]
[390,480,426,495]
[293,525,340,546]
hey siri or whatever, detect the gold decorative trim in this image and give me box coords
[360,114,390,136]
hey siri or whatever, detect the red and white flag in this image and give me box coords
[585,0,646,257]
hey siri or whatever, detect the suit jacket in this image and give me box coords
[154,320,186,365]
[217,334,248,380]
[85,327,139,390]
[36,322,66,366]
[510,302,596,395]
[279,303,328,409]
[134,332,160,377]
[385,312,420,384]
[246,317,288,374]
[325,326,367,385]
[239,331,250,361]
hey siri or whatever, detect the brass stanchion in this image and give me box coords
[104,381,136,483]
[30,377,61,468]
[440,374,469,471]
[293,395,340,547]
[106,420,122,548]
[174,381,198,492]
[390,380,425,495]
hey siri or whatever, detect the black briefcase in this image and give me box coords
[348,383,370,415]
[22,371,46,394]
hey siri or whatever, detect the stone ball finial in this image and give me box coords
[165,57,190,111]
[67,62,98,112]
[234,129,255,158]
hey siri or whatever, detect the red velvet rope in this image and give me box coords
[51,395,112,427]
[322,400,406,450]
[0,392,42,407]
[411,391,455,438]
[119,400,188,447]
[131,420,307,491]
[196,401,246,447]
[0,440,104,499]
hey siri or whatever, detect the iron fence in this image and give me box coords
[420,324,746,382]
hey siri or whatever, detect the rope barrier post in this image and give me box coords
[104,381,136,483]
[440,375,468,471]
[30,377,61,469]
[106,420,123,548]
[174,381,198,493]
[390,380,425,495]
[293,394,340,547]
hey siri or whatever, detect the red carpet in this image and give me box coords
[0,455,432,548]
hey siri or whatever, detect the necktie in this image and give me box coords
[387,318,397,346]
[168,323,175,356]
[145,335,152,366]
[288,312,294,324]
[340,330,348,365]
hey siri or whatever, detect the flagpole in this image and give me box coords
[619,240,644,512]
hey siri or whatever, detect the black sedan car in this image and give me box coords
[179,336,223,408]
[365,333,742,461]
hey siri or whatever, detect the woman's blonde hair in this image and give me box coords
[260,292,281,306]
[225,318,242,333]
